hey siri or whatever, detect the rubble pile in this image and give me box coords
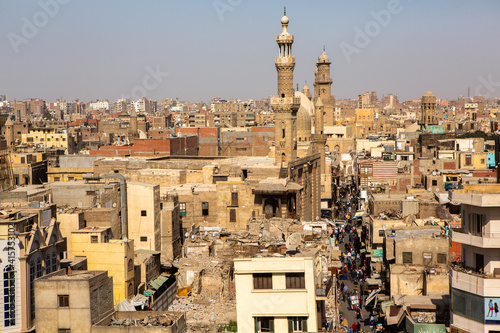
[110,314,175,327]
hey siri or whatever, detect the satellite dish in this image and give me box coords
[383,224,387,231]
[185,232,189,238]
[432,171,436,176]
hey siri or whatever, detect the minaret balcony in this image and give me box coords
[270,96,301,107]
[275,57,295,64]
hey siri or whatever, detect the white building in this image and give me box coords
[449,187,500,333]
[89,100,110,111]
[234,249,329,333]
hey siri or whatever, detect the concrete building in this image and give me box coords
[127,182,161,251]
[234,249,327,333]
[0,212,66,332]
[449,185,500,332]
[70,228,135,304]
[34,270,114,333]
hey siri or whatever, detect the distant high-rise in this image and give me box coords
[270,13,300,165]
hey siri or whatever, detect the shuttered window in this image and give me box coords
[253,273,272,290]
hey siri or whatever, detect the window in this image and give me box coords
[378,230,385,237]
[141,210,147,217]
[255,317,274,333]
[58,330,71,333]
[86,190,95,196]
[286,273,305,289]
[230,209,236,223]
[465,154,472,166]
[202,202,209,216]
[231,192,238,206]
[481,159,485,164]
[128,283,133,296]
[91,236,98,243]
[52,252,57,273]
[128,259,133,272]
[58,295,69,308]
[288,317,307,332]
[469,213,484,236]
[423,252,433,265]
[140,236,147,242]
[432,180,438,186]
[437,253,447,264]
[46,254,51,274]
[4,265,15,327]
[402,252,412,264]
[180,203,186,217]
[253,273,272,290]
[30,261,35,319]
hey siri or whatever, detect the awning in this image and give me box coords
[149,276,168,290]
[354,211,364,218]
[365,289,380,305]
[254,181,303,194]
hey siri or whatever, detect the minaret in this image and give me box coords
[303,82,312,100]
[129,105,138,141]
[313,97,327,174]
[271,10,300,166]
[419,91,437,131]
[313,49,335,126]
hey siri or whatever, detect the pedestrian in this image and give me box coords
[359,296,363,310]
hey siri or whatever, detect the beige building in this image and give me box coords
[0,212,66,332]
[234,249,327,333]
[127,182,161,251]
[34,270,114,333]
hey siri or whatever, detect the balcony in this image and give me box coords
[450,263,500,297]
[450,228,500,248]
[316,276,333,299]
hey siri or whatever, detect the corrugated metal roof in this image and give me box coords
[148,276,168,290]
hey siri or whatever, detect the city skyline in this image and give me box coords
[1,1,500,103]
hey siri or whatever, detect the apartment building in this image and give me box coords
[234,249,329,333]
[449,185,500,332]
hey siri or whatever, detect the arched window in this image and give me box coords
[128,259,133,272]
[128,283,134,296]
[282,128,286,139]
[4,265,15,327]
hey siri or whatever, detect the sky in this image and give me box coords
[1,1,500,104]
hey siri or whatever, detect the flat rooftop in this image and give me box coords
[37,270,106,281]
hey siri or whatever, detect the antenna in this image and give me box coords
[284,6,286,16]
[323,45,325,52]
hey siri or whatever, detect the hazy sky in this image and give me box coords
[1,1,500,103]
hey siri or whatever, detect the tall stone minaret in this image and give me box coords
[313,97,327,174]
[313,49,335,126]
[271,9,300,166]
